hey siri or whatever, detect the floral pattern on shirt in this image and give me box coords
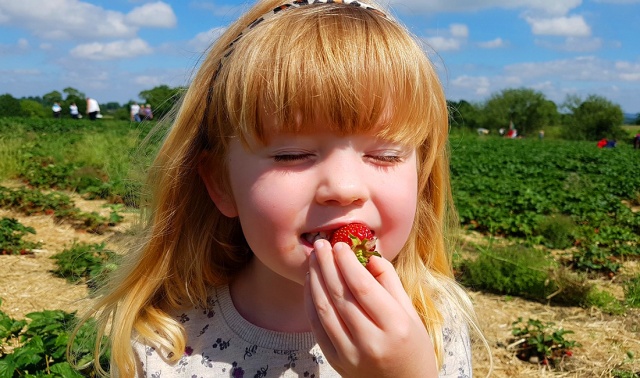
[133,285,473,377]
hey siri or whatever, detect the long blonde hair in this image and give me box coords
[74,0,485,376]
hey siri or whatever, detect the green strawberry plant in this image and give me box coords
[510,317,580,367]
[0,217,40,255]
[450,136,640,277]
[50,242,120,291]
[0,186,123,234]
[0,299,109,378]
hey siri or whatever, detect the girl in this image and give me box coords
[75,0,488,376]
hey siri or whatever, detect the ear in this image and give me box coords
[198,152,238,218]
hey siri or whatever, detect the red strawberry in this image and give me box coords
[329,223,381,266]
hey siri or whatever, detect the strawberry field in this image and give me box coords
[0,118,639,377]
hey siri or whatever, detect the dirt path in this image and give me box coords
[0,186,639,377]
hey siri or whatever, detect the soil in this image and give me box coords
[1,182,639,377]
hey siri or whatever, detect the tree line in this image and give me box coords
[1,85,639,141]
[0,85,183,122]
[449,88,640,141]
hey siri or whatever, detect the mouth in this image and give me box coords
[301,231,332,246]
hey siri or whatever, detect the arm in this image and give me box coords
[304,240,439,377]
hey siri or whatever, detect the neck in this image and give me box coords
[229,261,310,333]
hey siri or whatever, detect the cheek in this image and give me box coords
[377,168,418,260]
[229,170,308,246]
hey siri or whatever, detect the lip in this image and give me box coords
[300,222,375,247]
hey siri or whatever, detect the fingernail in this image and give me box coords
[313,239,326,249]
[334,242,349,252]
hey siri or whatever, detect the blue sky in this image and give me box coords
[1,0,639,114]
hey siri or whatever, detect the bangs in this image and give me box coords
[210,3,445,147]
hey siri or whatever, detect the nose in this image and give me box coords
[315,152,370,207]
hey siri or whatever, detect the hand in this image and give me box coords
[304,239,438,377]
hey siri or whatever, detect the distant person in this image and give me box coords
[506,128,517,138]
[634,134,640,149]
[597,138,607,148]
[86,97,100,120]
[605,139,617,148]
[143,103,153,120]
[130,102,141,122]
[52,102,62,118]
[538,130,544,140]
[69,103,80,119]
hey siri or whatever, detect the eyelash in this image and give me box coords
[273,154,312,162]
[369,154,402,163]
[273,153,403,164]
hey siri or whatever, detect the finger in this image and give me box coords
[306,245,354,353]
[314,241,376,335]
[304,266,337,361]
[334,245,418,329]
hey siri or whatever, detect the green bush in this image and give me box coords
[50,242,120,290]
[536,214,576,249]
[459,244,558,301]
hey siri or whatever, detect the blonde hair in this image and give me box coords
[73,0,487,376]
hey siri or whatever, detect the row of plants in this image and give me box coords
[0,117,155,207]
[450,135,640,275]
[455,243,640,315]
[0,242,117,376]
[0,186,123,235]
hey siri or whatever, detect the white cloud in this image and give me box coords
[478,38,506,49]
[70,38,152,60]
[388,0,582,16]
[126,2,177,28]
[0,0,176,40]
[615,61,640,81]
[503,56,640,83]
[619,73,640,81]
[0,38,30,55]
[189,1,241,17]
[17,38,29,49]
[450,24,469,38]
[425,36,462,52]
[525,15,590,36]
[188,27,227,52]
[423,24,468,52]
[535,36,602,52]
[134,75,164,87]
[450,75,492,96]
[0,1,134,39]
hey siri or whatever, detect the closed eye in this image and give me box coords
[369,155,403,163]
[273,153,314,163]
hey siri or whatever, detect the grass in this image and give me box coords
[0,119,154,206]
[0,137,23,180]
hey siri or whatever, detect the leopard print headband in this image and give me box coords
[213,0,386,80]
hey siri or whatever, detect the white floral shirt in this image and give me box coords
[133,285,472,377]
